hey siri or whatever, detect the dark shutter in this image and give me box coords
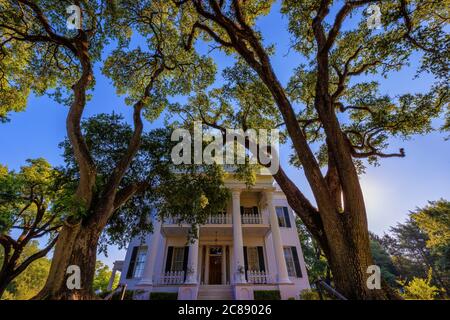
[291,247,302,278]
[253,206,259,215]
[243,246,248,280]
[240,206,244,215]
[182,246,189,280]
[283,207,291,228]
[126,246,138,279]
[165,246,173,272]
[257,246,265,271]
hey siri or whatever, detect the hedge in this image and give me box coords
[253,290,281,300]
[150,292,178,300]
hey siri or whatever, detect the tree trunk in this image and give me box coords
[34,218,103,300]
[0,272,12,298]
[273,160,400,299]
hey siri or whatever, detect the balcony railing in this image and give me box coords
[155,271,185,285]
[163,213,264,225]
[241,213,263,224]
[247,270,272,284]
[207,213,231,224]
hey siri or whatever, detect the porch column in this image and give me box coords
[265,190,291,284]
[137,219,162,286]
[185,230,199,284]
[232,189,246,283]
[107,263,119,291]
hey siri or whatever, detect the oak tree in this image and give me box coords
[169,0,448,299]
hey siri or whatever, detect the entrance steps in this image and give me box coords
[197,285,234,300]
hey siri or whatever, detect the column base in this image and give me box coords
[178,284,199,300]
[278,282,297,300]
[277,277,292,284]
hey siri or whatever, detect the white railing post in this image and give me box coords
[247,270,270,284]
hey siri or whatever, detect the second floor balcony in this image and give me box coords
[163,212,265,226]
[162,210,270,238]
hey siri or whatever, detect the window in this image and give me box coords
[244,246,265,272]
[247,247,260,270]
[171,247,185,271]
[276,207,291,228]
[132,246,147,278]
[283,247,302,278]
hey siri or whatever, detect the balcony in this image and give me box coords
[155,271,185,285]
[246,270,273,284]
[163,213,264,225]
[162,213,270,237]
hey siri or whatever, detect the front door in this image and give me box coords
[209,255,222,284]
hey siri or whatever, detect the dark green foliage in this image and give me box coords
[296,218,329,281]
[253,290,281,300]
[149,292,178,300]
[59,113,229,251]
[369,234,399,287]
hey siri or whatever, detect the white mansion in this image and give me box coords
[109,173,310,300]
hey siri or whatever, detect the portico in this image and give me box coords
[116,174,309,300]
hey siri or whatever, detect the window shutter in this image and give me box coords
[257,246,265,271]
[243,246,248,280]
[283,207,291,228]
[165,246,173,272]
[253,206,259,215]
[126,246,138,279]
[183,246,189,280]
[291,247,302,278]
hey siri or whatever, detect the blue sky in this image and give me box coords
[1,1,449,268]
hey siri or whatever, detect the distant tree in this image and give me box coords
[411,199,450,249]
[369,233,398,287]
[92,261,118,294]
[1,241,51,300]
[296,218,329,282]
[0,159,63,298]
[381,214,449,295]
[399,269,442,300]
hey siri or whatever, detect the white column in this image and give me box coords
[232,189,246,283]
[107,265,118,291]
[265,190,291,284]
[137,219,162,286]
[185,230,199,284]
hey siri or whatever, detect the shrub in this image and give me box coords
[150,292,178,300]
[299,289,321,300]
[253,290,281,300]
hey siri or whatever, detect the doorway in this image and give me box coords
[208,247,222,284]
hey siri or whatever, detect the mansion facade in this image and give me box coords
[109,173,310,300]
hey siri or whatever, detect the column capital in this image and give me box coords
[231,188,242,198]
[263,188,276,201]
